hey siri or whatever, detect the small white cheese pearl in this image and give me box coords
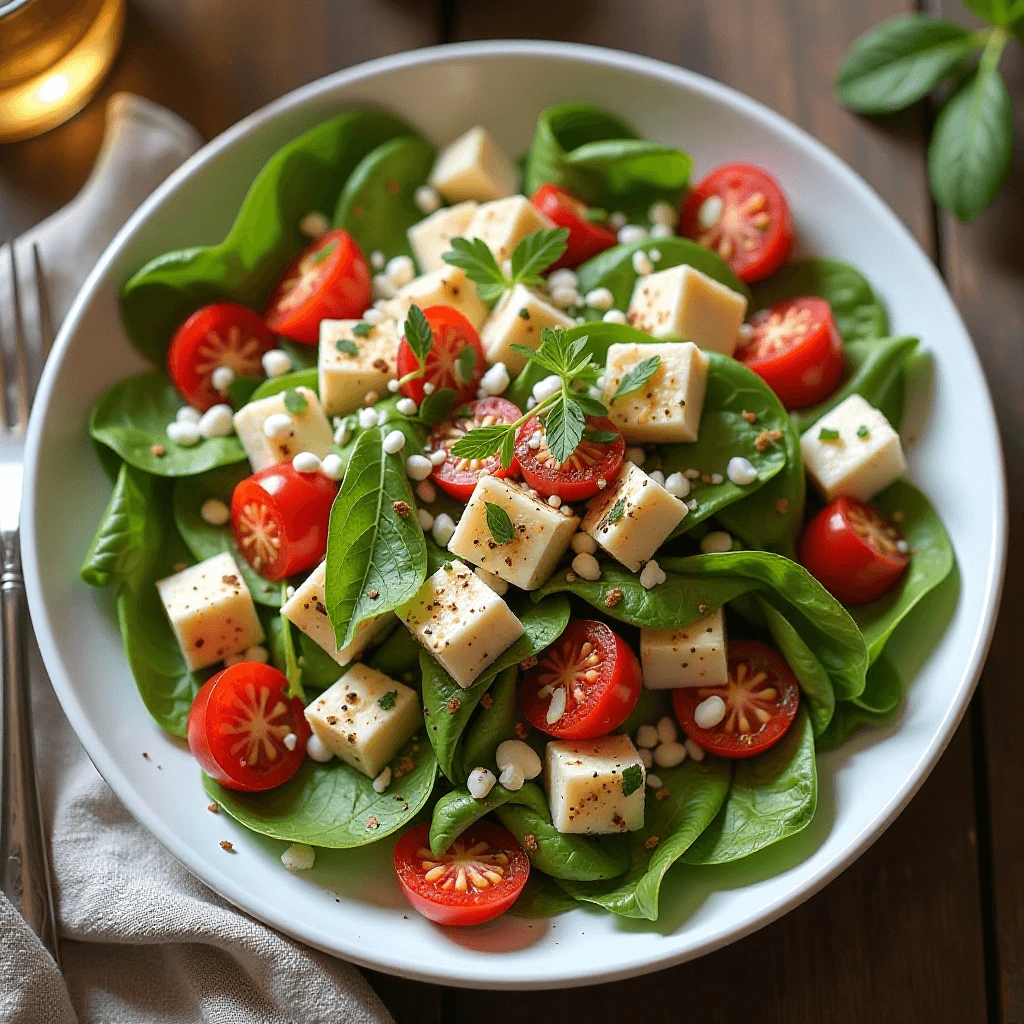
[638,747,654,769]
[431,512,456,547]
[532,374,562,404]
[474,566,508,596]
[654,741,688,768]
[422,382,435,395]
[281,842,316,871]
[166,420,201,446]
[292,451,322,473]
[584,287,614,311]
[414,184,442,214]
[648,200,678,227]
[299,211,329,237]
[261,349,292,378]
[467,767,497,800]
[649,248,662,263]
[685,738,706,762]
[387,379,400,393]
[479,361,510,396]
[618,224,648,244]
[199,404,234,438]
[282,731,298,751]
[245,644,269,664]
[698,194,724,230]
[406,454,433,481]
[176,406,202,424]
[382,429,406,454]
[320,453,344,481]
[396,397,418,416]
[648,469,665,486]
[386,255,416,288]
[547,494,562,508]
[358,407,379,429]
[625,446,646,466]
[546,686,567,725]
[416,479,437,504]
[701,530,733,554]
[635,724,659,749]
[602,309,628,324]
[650,223,675,239]
[285,586,296,599]
[223,653,247,667]
[306,735,334,762]
[646,772,664,790]
[639,559,667,590]
[631,250,654,276]
[549,285,581,309]
[665,472,691,498]
[710,473,724,485]
[570,532,597,555]
[372,767,392,794]
[727,456,758,486]
[496,739,542,780]
[608,211,627,230]
[657,715,678,745]
[263,412,292,439]
[417,508,435,531]
[362,307,387,325]
[370,250,387,271]
[200,498,230,526]
[211,366,235,393]
[547,268,578,291]
[429,449,448,467]
[333,423,350,446]
[364,390,379,406]
[372,273,397,300]
[571,552,601,581]
[694,694,727,729]
[498,763,525,791]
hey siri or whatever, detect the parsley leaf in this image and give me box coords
[351,321,374,337]
[857,424,870,439]
[441,237,508,302]
[484,503,515,545]
[378,690,398,710]
[418,387,456,426]
[443,228,570,304]
[335,339,360,356]
[611,355,661,402]
[455,346,477,385]
[510,227,570,285]
[819,427,841,442]
[582,428,620,444]
[450,424,511,461]
[283,388,308,415]
[403,305,433,368]
[543,392,586,464]
[606,498,626,524]
[621,764,644,797]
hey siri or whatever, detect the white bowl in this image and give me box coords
[23,41,1006,989]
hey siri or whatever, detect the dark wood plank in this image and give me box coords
[450,2,990,1020]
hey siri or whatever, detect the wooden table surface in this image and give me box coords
[2,1,1020,1021]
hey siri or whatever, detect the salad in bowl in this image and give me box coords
[80,102,953,927]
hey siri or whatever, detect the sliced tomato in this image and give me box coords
[800,496,909,606]
[680,163,794,284]
[520,620,642,739]
[264,229,371,344]
[673,640,800,759]
[530,183,618,269]
[394,822,529,926]
[396,304,486,406]
[167,303,276,412]
[187,663,309,792]
[231,462,337,581]
[513,415,624,502]
[739,297,845,409]
[427,397,522,501]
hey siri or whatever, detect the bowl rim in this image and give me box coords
[22,38,1008,988]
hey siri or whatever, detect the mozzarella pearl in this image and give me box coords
[200,498,230,526]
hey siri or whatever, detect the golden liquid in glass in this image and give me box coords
[0,0,125,142]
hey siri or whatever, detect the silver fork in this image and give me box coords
[0,240,60,965]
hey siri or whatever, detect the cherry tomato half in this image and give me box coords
[513,415,624,502]
[530,183,618,269]
[520,620,643,739]
[427,397,522,501]
[265,229,371,344]
[394,822,530,926]
[396,304,486,407]
[673,641,800,759]
[680,163,794,284]
[167,302,277,412]
[187,663,310,792]
[231,462,338,581]
[738,297,845,410]
[800,496,909,606]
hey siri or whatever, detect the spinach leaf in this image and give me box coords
[333,134,435,262]
[682,707,816,864]
[204,735,437,848]
[558,758,730,920]
[428,780,520,856]
[324,426,427,649]
[172,463,280,607]
[461,666,519,778]
[368,624,422,681]
[817,656,902,750]
[265,615,344,694]
[121,110,414,363]
[851,651,902,713]
[250,368,318,402]
[847,480,955,662]
[90,371,246,477]
[509,873,580,918]
[420,596,570,783]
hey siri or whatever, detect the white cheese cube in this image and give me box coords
[801,394,907,502]
[544,734,645,835]
[428,126,518,204]
[627,264,747,355]
[466,196,555,263]
[156,552,264,671]
[480,283,576,374]
[303,664,420,778]
[387,265,487,331]
[580,462,688,572]
[396,560,524,688]
[641,609,728,689]
[318,319,400,417]
[407,201,478,273]
[603,341,709,444]
[233,386,333,472]
[447,475,579,590]
[281,561,394,667]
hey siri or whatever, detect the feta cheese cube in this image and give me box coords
[641,609,728,689]
[627,264,747,355]
[233,386,333,471]
[156,552,265,671]
[447,475,579,590]
[466,196,555,263]
[428,126,519,204]
[303,664,420,778]
[387,265,487,331]
[580,462,687,572]
[480,283,576,374]
[318,319,400,417]
[801,394,907,502]
[281,561,394,667]
[396,560,524,688]
[544,734,645,835]
[407,201,478,273]
[603,341,709,444]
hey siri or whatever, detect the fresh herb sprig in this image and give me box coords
[395,304,433,390]
[610,355,661,402]
[449,327,607,469]
[442,227,571,302]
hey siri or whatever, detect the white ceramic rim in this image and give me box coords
[22,40,1008,988]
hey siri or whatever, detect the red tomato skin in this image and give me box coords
[530,183,618,269]
[800,497,909,605]
[520,620,643,739]
[396,305,487,406]
[393,824,529,926]
[514,416,625,502]
[680,163,794,283]
[739,298,845,409]
[188,664,310,792]
[264,229,371,344]
[167,303,276,412]
[231,463,338,581]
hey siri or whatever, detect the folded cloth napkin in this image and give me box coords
[1,94,394,1024]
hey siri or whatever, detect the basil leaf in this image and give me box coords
[543,392,586,464]
[610,355,660,403]
[620,764,644,797]
[510,227,571,284]
[417,387,456,426]
[402,304,433,366]
[324,426,427,649]
[455,345,477,385]
[485,502,515,545]
[335,339,360,356]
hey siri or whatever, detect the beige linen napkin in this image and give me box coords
[0,93,394,1024]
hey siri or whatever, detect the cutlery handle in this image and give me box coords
[0,530,60,965]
